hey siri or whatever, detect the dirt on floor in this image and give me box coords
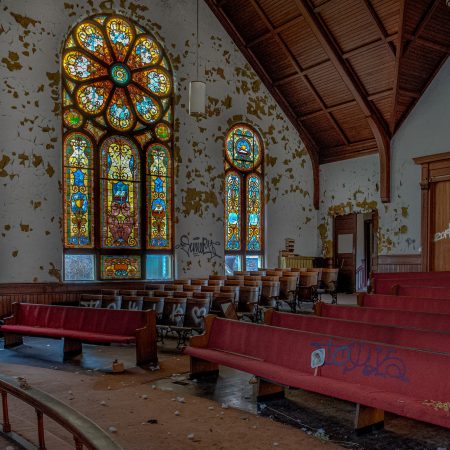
[0,359,340,450]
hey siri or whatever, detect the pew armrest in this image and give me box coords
[189,315,216,348]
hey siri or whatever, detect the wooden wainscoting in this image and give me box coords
[373,254,422,273]
[0,281,150,318]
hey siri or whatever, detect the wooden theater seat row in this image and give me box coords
[264,309,450,354]
[358,293,450,314]
[1,303,158,367]
[185,316,450,431]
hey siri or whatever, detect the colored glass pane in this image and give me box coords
[63,90,73,107]
[101,255,141,279]
[225,124,262,172]
[100,136,140,248]
[135,130,153,146]
[64,254,95,280]
[65,35,76,49]
[128,84,161,123]
[63,50,107,81]
[63,108,83,129]
[155,123,171,141]
[147,144,171,249]
[128,35,161,69]
[146,254,172,280]
[133,68,171,97]
[76,80,112,114]
[63,132,94,248]
[225,172,241,251]
[105,17,134,61]
[84,120,106,142]
[246,174,262,251]
[75,21,112,63]
[110,63,130,86]
[106,88,134,131]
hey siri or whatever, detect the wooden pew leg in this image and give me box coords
[354,404,384,435]
[189,356,219,379]
[63,338,82,360]
[135,339,158,368]
[256,378,285,401]
[4,333,23,348]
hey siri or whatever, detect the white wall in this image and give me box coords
[0,0,316,282]
[318,58,450,257]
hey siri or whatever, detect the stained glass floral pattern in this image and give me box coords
[100,255,141,279]
[225,124,262,172]
[62,13,172,131]
[101,136,140,249]
[246,174,262,251]
[63,14,174,280]
[224,124,264,266]
[147,144,171,249]
[64,132,94,248]
[225,172,241,251]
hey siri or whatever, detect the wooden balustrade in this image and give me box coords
[0,372,122,449]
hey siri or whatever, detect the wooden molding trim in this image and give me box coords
[375,254,422,273]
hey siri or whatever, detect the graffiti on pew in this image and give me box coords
[434,223,450,243]
[175,235,221,259]
[310,339,408,382]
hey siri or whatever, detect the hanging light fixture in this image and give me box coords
[189,0,206,115]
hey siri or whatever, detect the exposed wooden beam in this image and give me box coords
[249,0,350,146]
[360,0,396,59]
[203,0,321,209]
[320,139,378,164]
[403,0,441,56]
[294,0,391,202]
[404,34,450,54]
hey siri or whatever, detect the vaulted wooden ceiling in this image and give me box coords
[205,0,450,207]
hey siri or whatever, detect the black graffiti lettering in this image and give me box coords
[175,234,222,259]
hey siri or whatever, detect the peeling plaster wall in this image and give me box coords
[0,0,316,282]
[319,59,450,257]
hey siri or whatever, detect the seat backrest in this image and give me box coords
[15,303,148,336]
[362,294,450,314]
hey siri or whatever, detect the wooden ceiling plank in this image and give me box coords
[402,0,441,57]
[390,0,406,134]
[360,0,396,59]
[404,35,450,54]
[203,0,321,209]
[294,0,391,202]
[250,0,349,145]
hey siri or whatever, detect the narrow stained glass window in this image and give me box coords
[64,132,94,248]
[147,144,172,250]
[224,124,264,271]
[225,172,241,251]
[62,13,174,280]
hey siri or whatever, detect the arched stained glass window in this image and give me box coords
[62,14,174,281]
[224,124,264,274]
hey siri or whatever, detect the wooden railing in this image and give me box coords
[278,255,314,269]
[0,373,122,450]
[356,259,367,291]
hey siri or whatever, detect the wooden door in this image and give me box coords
[334,213,357,292]
[431,180,450,271]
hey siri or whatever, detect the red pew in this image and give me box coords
[1,303,158,367]
[358,293,450,314]
[265,309,450,354]
[185,316,450,430]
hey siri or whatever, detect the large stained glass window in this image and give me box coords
[224,124,264,274]
[62,14,174,280]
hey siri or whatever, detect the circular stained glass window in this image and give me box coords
[225,124,262,171]
[110,63,131,86]
[63,108,83,128]
[155,123,171,141]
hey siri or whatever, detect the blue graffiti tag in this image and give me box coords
[310,339,408,382]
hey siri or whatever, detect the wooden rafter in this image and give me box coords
[360,0,396,59]
[249,0,350,145]
[390,0,406,134]
[402,0,442,57]
[294,0,391,202]
[203,0,321,209]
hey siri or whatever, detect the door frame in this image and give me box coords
[414,151,450,271]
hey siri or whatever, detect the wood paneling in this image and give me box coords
[374,254,422,273]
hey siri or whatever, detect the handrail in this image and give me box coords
[0,372,123,450]
[356,259,367,291]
